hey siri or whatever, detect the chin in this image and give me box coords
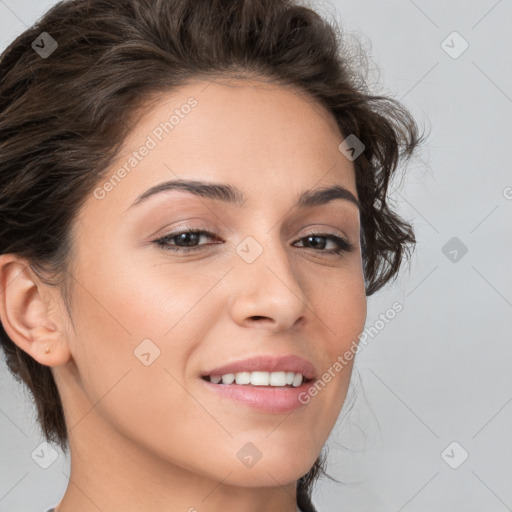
[210,453,318,488]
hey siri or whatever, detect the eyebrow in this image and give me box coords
[127,179,361,212]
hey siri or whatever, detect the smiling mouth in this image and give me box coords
[201,371,312,388]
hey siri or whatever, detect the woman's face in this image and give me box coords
[56,78,367,487]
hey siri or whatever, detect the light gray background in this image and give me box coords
[0,1,511,511]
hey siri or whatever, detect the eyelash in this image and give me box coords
[153,228,355,255]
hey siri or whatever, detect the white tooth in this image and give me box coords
[221,373,235,384]
[292,373,303,387]
[217,371,304,387]
[250,371,270,386]
[235,372,251,385]
[269,371,287,386]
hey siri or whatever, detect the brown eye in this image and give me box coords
[153,229,221,253]
[294,233,355,254]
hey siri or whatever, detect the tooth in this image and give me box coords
[215,371,305,387]
[221,373,235,384]
[235,372,251,385]
[269,371,286,386]
[250,371,270,386]
[292,373,303,387]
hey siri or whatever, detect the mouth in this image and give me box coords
[199,354,317,413]
[200,371,314,414]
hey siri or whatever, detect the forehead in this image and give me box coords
[130,77,343,153]
[80,78,356,220]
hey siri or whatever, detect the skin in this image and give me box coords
[0,77,367,512]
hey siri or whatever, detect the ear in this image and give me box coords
[0,254,72,366]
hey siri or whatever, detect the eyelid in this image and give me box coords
[300,225,348,240]
[151,218,212,237]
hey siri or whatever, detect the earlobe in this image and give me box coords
[0,254,71,366]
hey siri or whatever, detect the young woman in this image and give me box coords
[0,0,422,510]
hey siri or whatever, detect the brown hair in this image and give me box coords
[0,0,423,509]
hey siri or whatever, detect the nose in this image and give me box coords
[228,234,310,332]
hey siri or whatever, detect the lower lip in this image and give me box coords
[200,378,312,414]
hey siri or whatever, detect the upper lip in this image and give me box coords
[202,354,316,381]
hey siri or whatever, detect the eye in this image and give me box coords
[153,229,220,253]
[152,229,355,255]
[294,233,355,255]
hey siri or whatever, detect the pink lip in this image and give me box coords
[202,354,317,380]
[200,378,312,414]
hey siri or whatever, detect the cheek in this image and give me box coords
[110,256,225,335]
[315,260,367,346]
[306,264,366,417]
[74,244,213,345]
[65,281,207,454]
[65,251,222,417]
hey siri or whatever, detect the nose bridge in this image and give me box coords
[229,226,309,328]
